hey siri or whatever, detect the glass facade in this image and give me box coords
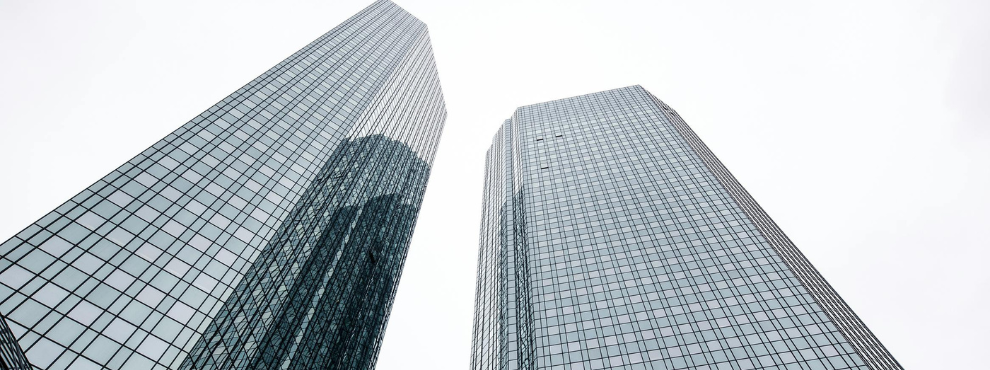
[470,86,900,370]
[0,1,445,369]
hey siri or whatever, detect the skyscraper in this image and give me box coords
[471,86,899,370]
[0,1,445,369]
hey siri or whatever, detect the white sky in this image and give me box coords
[1,0,988,368]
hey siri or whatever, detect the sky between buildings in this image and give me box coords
[0,0,988,368]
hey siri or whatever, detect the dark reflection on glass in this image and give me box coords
[0,313,31,370]
[510,190,535,370]
[182,135,430,370]
[0,1,444,368]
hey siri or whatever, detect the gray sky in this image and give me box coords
[1,0,988,368]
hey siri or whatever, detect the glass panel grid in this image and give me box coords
[0,1,446,369]
[471,86,899,370]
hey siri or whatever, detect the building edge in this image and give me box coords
[643,87,903,370]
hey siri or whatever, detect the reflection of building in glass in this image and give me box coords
[471,86,900,370]
[0,1,445,369]
[182,135,432,370]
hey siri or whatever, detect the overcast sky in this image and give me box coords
[1,0,988,368]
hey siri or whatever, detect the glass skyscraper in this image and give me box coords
[471,86,900,370]
[0,1,445,369]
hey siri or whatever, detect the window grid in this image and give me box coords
[471,86,897,370]
[0,1,446,369]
